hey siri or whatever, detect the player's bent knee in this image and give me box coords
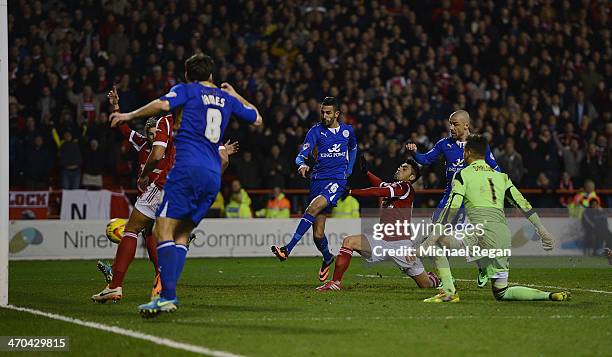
[342,235,361,250]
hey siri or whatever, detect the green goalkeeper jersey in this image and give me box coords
[437,159,540,226]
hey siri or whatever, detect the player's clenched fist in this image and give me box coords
[298,164,310,178]
[405,143,417,152]
[220,82,237,96]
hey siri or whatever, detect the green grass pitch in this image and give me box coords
[1,257,611,356]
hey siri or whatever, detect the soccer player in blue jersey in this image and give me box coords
[405,109,499,291]
[110,54,262,317]
[271,97,357,282]
[406,110,500,221]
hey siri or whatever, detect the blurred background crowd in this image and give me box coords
[8,0,612,213]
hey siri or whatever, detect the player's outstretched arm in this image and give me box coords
[109,99,170,127]
[350,184,406,198]
[504,177,554,250]
[221,82,263,126]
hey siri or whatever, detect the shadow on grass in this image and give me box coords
[187,303,300,313]
[171,320,360,335]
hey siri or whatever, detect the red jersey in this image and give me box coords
[118,114,176,190]
[351,171,415,241]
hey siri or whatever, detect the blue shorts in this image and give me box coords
[431,191,466,223]
[156,165,221,225]
[308,179,347,214]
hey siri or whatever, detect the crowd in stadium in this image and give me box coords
[7,0,611,212]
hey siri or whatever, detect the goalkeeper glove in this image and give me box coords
[534,223,554,251]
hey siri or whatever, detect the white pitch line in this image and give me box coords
[355,274,612,295]
[1,304,244,357]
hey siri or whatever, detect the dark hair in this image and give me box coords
[185,54,214,82]
[144,117,158,133]
[465,134,488,157]
[321,96,340,112]
[405,158,421,182]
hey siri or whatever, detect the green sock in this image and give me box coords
[499,286,550,301]
[434,254,455,294]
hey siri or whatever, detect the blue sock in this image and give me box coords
[157,240,177,300]
[314,235,333,262]
[175,244,188,283]
[285,213,315,254]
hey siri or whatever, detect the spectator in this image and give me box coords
[226,180,252,218]
[569,91,598,126]
[231,151,261,189]
[207,193,226,218]
[581,197,611,256]
[262,145,290,189]
[569,180,600,219]
[114,141,134,188]
[6,0,612,211]
[423,172,441,189]
[558,172,574,208]
[522,140,543,187]
[57,131,82,189]
[377,140,403,179]
[553,133,584,184]
[141,65,171,101]
[533,173,556,208]
[37,86,56,122]
[256,187,291,218]
[537,128,561,185]
[331,195,360,218]
[81,139,104,189]
[24,135,52,189]
[497,138,525,185]
[67,84,101,125]
[582,143,606,187]
[107,24,129,61]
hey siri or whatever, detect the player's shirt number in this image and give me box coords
[204,108,222,143]
[326,182,339,194]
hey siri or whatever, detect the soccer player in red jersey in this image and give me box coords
[91,87,176,302]
[317,158,440,291]
[92,87,238,302]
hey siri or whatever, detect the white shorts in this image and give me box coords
[134,183,162,219]
[363,235,425,277]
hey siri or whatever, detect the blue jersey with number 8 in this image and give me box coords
[160,83,257,173]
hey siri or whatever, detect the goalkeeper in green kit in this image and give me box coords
[422,134,571,303]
